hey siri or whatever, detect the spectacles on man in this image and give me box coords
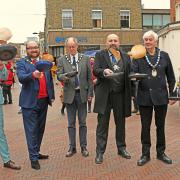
[26,46,39,50]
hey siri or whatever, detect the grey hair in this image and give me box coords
[143,30,158,41]
[65,37,78,46]
[25,40,40,49]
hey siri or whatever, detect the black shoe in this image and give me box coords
[3,101,8,105]
[157,153,172,164]
[39,153,49,160]
[8,101,12,104]
[31,160,40,170]
[95,153,103,164]
[4,160,21,170]
[65,147,77,157]
[81,147,89,157]
[137,155,150,166]
[118,149,131,159]
[18,109,22,114]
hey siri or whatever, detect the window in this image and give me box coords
[62,9,73,29]
[176,4,180,21]
[162,15,170,26]
[153,15,162,29]
[120,10,130,28]
[143,14,153,29]
[143,14,170,30]
[52,46,64,57]
[92,10,102,28]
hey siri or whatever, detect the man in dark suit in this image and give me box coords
[132,30,176,166]
[57,37,93,158]
[93,34,132,164]
[16,41,55,170]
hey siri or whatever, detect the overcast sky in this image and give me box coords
[0,0,170,43]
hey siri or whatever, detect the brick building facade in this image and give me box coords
[45,0,143,57]
[170,0,180,22]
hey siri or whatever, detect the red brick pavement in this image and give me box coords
[0,83,180,180]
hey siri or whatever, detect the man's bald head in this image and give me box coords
[106,34,120,50]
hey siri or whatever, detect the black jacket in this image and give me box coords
[93,49,131,117]
[132,49,176,106]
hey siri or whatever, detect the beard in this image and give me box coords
[109,45,119,50]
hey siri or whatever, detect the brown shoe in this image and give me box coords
[39,153,49,160]
[4,160,21,170]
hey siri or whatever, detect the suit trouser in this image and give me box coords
[139,105,167,156]
[0,105,10,163]
[132,97,138,111]
[96,92,126,154]
[3,85,12,103]
[66,91,87,148]
[22,98,48,161]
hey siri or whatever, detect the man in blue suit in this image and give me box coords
[16,41,55,170]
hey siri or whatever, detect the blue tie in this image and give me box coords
[111,54,117,64]
[73,56,79,88]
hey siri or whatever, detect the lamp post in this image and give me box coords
[32,32,39,41]
[32,32,45,53]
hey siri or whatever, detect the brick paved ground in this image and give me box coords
[0,83,180,180]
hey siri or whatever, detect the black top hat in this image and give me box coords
[0,44,17,61]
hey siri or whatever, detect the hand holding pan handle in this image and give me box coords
[64,71,78,78]
[129,73,148,80]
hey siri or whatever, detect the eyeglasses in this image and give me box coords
[26,46,39,50]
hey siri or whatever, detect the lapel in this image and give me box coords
[24,56,36,72]
[77,53,83,74]
[120,51,126,69]
[65,54,74,71]
[104,50,112,68]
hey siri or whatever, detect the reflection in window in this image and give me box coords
[120,10,130,28]
[62,9,73,29]
[92,10,102,28]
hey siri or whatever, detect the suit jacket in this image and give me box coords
[132,49,176,106]
[93,49,131,117]
[16,56,55,108]
[0,66,8,105]
[57,53,93,104]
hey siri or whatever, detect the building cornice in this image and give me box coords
[47,29,143,32]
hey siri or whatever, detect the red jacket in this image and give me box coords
[3,62,14,86]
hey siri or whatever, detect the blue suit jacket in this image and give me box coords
[16,56,55,108]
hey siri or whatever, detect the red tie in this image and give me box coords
[32,59,36,64]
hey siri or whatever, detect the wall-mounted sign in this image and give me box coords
[55,37,65,43]
[55,36,88,43]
